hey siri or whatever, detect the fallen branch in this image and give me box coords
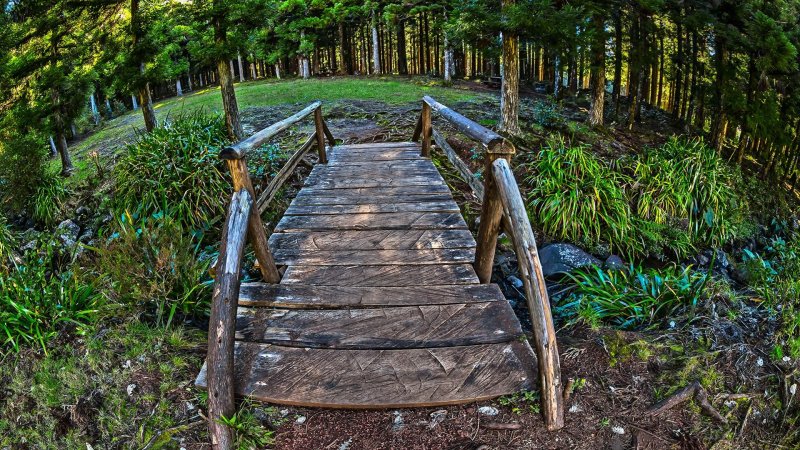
[483,422,522,431]
[646,381,727,424]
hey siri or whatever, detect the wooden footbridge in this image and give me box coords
[198,97,564,448]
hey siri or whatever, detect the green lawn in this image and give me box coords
[71,76,480,159]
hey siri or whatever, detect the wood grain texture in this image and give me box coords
[281,264,480,286]
[294,184,451,198]
[304,176,444,189]
[275,212,468,232]
[289,193,455,206]
[271,248,475,266]
[222,101,320,159]
[235,302,522,349]
[196,341,537,408]
[432,128,484,200]
[237,283,505,308]
[333,142,420,149]
[285,201,460,215]
[269,230,476,251]
[328,149,423,162]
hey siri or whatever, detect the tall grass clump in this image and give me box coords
[525,138,634,254]
[0,215,15,272]
[632,138,740,246]
[113,112,230,235]
[97,212,211,326]
[32,171,71,226]
[0,240,100,354]
[559,264,710,330]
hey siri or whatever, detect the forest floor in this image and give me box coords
[2,76,795,449]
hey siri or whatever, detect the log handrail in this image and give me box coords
[492,158,564,431]
[206,189,253,449]
[221,101,323,160]
[412,96,564,431]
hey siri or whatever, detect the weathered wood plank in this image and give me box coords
[237,283,505,308]
[281,264,480,286]
[269,230,476,251]
[328,150,423,162]
[304,176,444,189]
[285,201,460,215]
[295,184,451,197]
[307,165,439,179]
[275,212,468,232]
[235,302,522,349]
[332,142,420,150]
[271,248,475,266]
[323,160,434,170]
[196,341,537,408]
[289,193,456,206]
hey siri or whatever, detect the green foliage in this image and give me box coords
[0,131,50,212]
[32,172,71,227]
[219,405,275,449]
[0,240,100,354]
[498,389,541,415]
[632,138,740,246]
[559,264,711,330]
[0,215,14,272]
[113,112,230,235]
[531,98,562,127]
[525,138,634,255]
[97,212,211,327]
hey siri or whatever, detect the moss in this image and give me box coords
[603,332,656,367]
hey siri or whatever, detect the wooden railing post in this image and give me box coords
[492,158,564,431]
[473,140,515,283]
[207,189,252,450]
[420,102,432,157]
[313,106,328,164]
[226,159,281,283]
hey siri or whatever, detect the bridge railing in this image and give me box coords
[412,96,564,431]
[206,102,335,449]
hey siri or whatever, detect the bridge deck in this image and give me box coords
[196,142,537,408]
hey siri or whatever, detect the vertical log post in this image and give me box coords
[492,158,564,431]
[473,140,516,283]
[313,106,328,164]
[412,114,422,142]
[420,101,432,157]
[207,189,252,450]
[226,159,281,283]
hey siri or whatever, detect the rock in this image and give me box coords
[538,243,601,277]
[295,415,306,424]
[611,426,625,435]
[604,255,625,270]
[429,410,447,428]
[56,219,80,248]
[507,275,523,289]
[75,206,91,219]
[78,228,94,244]
[391,411,405,432]
[568,404,583,413]
[126,384,136,396]
[21,240,37,253]
[478,406,499,416]
[338,438,353,450]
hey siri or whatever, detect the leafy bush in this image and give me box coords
[0,131,50,212]
[0,240,100,353]
[113,112,230,235]
[632,138,740,246]
[32,171,71,226]
[532,98,563,127]
[526,139,634,255]
[97,212,211,326]
[559,264,710,330]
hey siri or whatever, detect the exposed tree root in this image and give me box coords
[646,381,727,424]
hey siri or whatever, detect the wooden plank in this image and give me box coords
[289,193,456,206]
[322,160,435,170]
[307,165,440,179]
[328,150,423,162]
[275,212,468,232]
[333,142,420,150]
[285,201,459,215]
[294,184,451,197]
[237,283,505,308]
[271,248,475,266]
[195,340,537,408]
[304,176,444,189]
[281,264,480,286]
[234,302,522,349]
[269,230,476,251]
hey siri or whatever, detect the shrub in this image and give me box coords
[525,139,634,255]
[32,171,71,227]
[97,212,211,326]
[0,131,49,212]
[0,240,100,354]
[559,264,710,330]
[632,138,740,246]
[113,112,230,236]
[532,98,563,127]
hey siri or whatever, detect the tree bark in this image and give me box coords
[397,19,408,75]
[588,13,605,127]
[500,27,520,134]
[131,0,156,132]
[371,10,381,75]
[612,10,623,117]
[214,4,243,141]
[176,79,183,96]
[237,52,245,82]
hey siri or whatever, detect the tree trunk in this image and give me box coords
[588,13,605,127]
[131,94,138,110]
[275,63,281,79]
[397,19,408,75]
[214,6,243,141]
[131,0,156,132]
[237,53,245,82]
[553,54,562,98]
[137,77,157,132]
[89,93,100,125]
[48,135,57,158]
[710,35,727,152]
[612,10,623,117]
[371,10,381,75]
[176,79,183,96]
[500,25,520,134]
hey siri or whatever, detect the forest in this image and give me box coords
[1,0,800,448]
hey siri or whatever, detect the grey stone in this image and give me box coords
[604,255,625,270]
[538,243,601,277]
[55,219,80,248]
[507,275,523,289]
[478,406,499,416]
[79,228,94,244]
